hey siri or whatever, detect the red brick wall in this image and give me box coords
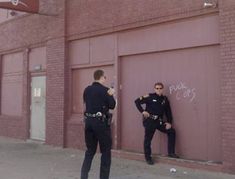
[65,0,235,174]
[46,37,66,146]
[0,0,65,141]
[0,0,235,174]
[22,49,30,139]
[66,119,85,150]
[44,0,66,147]
[0,13,64,52]
[219,0,235,174]
[65,0,219,150]
[67,0,218,39]
[39,0,59,16]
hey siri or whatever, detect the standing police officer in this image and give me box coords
[81,69,116,179]
[135,82,179,165]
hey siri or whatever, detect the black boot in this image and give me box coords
[146,158,154,165]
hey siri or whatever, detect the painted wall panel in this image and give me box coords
[2,52,23,73]
[118,15,219,56]
[29,47,46,71]
[1,52,23,116]
[120,45,221,162]
[90,34,116,64]
[69,34,116,66]
[69,39,90,66]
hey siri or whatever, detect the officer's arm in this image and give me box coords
[83,87,88,114]
[83,87,88,104]
[165,97,173,124]
[134,95,148,113]
[107,95,116,109]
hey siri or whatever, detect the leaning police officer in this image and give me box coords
[135,82,179,165]
[81,69,116,179]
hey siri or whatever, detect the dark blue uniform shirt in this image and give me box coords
[83,82,116,114]
[135,93,173,123]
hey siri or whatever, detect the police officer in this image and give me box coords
[81,70,116,179]
[135,82,179,165]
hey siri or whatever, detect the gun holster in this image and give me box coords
[103,112,113,126]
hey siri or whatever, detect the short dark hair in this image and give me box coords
[154,82,164,88]
[94,69,104,80]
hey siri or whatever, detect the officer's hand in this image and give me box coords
[142,111,150,118]
[165,122,172,130]
[107,88,115,96]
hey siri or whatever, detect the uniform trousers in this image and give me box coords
[81,117,112,179]
[143,118,176,161]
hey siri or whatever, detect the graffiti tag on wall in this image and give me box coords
[169,82,196,102]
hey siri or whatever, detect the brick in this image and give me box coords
[0,0,235,174]
[219,1,235,173]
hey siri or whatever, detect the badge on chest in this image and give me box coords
[152,98,165,105]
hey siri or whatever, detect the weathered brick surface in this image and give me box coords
[65,121,86,150]
[219,0,235,173]
[0,0,65,52]
[0,0,235,174]
[39,0,59,16]
[0,0,65,141]
[67,0,218,38]
[45,0,66,145]
[46,37,66,146]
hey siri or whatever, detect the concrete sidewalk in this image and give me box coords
[0,137,234,179]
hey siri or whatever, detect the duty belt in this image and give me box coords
[84,112,108,123]
[85,112,103,118]
[149,114,159,120]
[149,114,164,125]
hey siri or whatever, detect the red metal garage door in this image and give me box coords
[120,45,221,162]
